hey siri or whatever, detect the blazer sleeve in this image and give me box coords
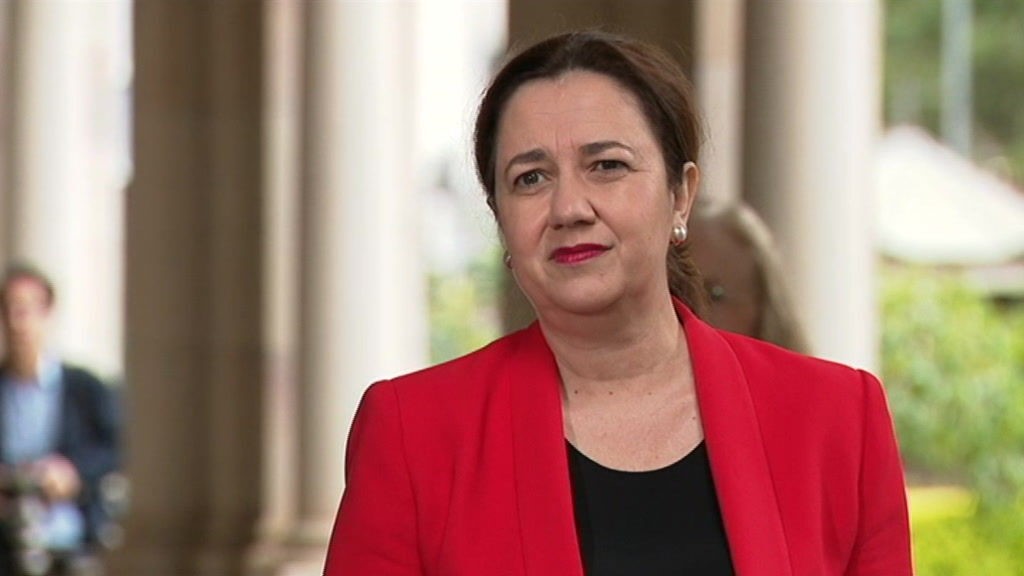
[324,380,424,575]
[846,371,914,575]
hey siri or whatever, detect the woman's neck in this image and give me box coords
[537,293,687,390]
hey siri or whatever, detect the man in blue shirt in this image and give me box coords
[0,263,121,573]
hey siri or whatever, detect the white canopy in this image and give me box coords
[875,127,1024,265]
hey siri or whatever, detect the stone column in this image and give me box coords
[110,2,265,575]
[695,0,743,208]
[247,0,302,574]
[5,0,126,376]
[742,0,881,369]
[8,0,82,279]
[0,1,11,263]
[279,2,426,572]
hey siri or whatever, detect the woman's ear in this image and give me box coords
[673,162,701,225]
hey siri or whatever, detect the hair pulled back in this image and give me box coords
[473,30,706,311]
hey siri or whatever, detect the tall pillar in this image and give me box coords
[0,0,11,263]
[247,1,302,574]
[5,0,125,377]
[9,0,82,278]
[695,0,743,208]
[111,2,265,575]
[280,2,426,573]
[742,1,881,369]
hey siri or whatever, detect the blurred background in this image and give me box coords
[0,0,1020,574]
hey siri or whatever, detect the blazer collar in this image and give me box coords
[679,301,793,575]
[508,300,792,575]
[508,323,585,576]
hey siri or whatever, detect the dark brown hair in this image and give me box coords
[473,30,706,312]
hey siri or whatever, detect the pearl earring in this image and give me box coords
[671,225,688,245]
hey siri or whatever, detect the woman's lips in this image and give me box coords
[550,243,610,265]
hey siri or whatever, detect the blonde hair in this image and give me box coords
[701,201,811,353]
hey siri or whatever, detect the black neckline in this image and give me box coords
[566,440,707,475]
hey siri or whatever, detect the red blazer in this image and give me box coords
[325,301,912,575]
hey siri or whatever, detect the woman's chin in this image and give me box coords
[530,284,624,319]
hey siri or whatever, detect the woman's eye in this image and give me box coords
[594,159,628,172]
[513,170,545,188]
[705,281,727,303]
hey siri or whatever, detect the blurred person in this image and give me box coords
[689,200,812,353]
[0,263,120,575]
[325,31,911,575]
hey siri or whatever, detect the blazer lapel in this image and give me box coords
[508,324,585,576]
[678,301,793,575]
[507,306,792,575]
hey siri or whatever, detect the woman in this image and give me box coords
[689,200,812,353]
[325,31,912,575]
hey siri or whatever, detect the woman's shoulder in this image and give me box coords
[714,330,898,475]
[364,325,534,414]
[716,329,885,412]
[352,327,541,460]
[397,328,524,385]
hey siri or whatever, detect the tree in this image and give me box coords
[885,0,1024,185]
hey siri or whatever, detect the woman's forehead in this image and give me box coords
[496,71,653,156]
[503,71,642,122]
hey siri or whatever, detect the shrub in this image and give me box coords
[429,248,502,363]
[881,266,1024,506]
[910,491,1024,575]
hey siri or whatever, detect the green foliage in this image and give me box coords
[910,491,1024,575]
[881,266,1024,506]
[885,0,1024,184]
[428,248,503,364]
[973,2,1024,152]
[885,0,943,130]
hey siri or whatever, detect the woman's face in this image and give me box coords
[494,71,697,317]
[689,215,763,337]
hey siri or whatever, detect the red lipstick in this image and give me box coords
[550,243,609,265]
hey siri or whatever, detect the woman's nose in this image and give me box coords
[547,176,596,229]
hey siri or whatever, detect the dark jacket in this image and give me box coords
[0,364,121,548]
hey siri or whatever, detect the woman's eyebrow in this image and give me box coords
[580,140,635,156]
[504,148,548,177]
[503,141,635,176]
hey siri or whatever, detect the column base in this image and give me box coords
[268,556,324,576]
[254,545,326,576]
[106,544,196,576]
[246,517,333,576]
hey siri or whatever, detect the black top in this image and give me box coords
[567,441,735,576]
